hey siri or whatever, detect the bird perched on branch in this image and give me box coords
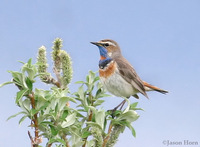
[91,39,168,110]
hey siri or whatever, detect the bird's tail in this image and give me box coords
[143,81,168,94]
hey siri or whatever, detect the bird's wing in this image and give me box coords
[115,57,148,98]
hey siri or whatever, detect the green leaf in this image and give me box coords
[0,81,14,88]
[28,58,32,65]
[132,108,144,111]
[56,138,66,145]
[82,131,91,138]
[58,97,69,111]
[76,111,85,118]
[95,110,105,130]
[87,106,96,113]
[130,102,144,111]
[76,104,83,108]
[86,75,89,84]
[98,93,111,98]
[93,99,105,107]
[69,126,82,138]
[61,113,76,128]
[126,123,136,137]
[75,81,85,84]
[55,103,58,114]
[77,86,88,108]
[35,88,52,101]
[117,110,139,123]
[7,111,26,121]
[95,88,109,99]
[108,110,122,118]
[48,138,66,145]
[85,71,98,92]
[25,77,33,90]
[38,102,49,111]
[93,76,100,83]
[67,97,77,104]
[22,99,31,112]
[130,102,138,108]
[9,71,27,88]
[50,125,58,136]
[86,122,102,131]
[61,110,69,120]
[36,94,48,110]
[19,115,27,125]
[87,140,95,147]
[77,86,85,100]
[16,89,28,104]
[22,58,37,81]
[77,109,86,112]
[88,71,95,84]
[87,85,94,93]
[30,108,38,116]
[18,60,25,64]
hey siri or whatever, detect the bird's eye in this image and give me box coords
[104,43,109,47]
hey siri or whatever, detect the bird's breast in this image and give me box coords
[99,60,116,78]
[99,61,137,97]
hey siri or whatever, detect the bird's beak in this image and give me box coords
[90,42,102,46]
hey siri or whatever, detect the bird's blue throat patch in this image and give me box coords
[98,46,108,57]
[97,46,112,69]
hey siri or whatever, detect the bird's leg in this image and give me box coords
[107,98,128,118]
[108,99,126,118]
[119,100,126,110]
[112,99,126,111]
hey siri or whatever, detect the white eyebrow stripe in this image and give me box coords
[106,41,116,46]
[100,41,117,47]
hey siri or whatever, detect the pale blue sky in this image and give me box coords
[0,0,200,147]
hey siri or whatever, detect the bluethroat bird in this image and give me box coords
[91,39,168,110]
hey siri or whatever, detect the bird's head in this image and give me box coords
[91,39,121,60]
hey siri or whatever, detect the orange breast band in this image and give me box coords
[99,61,116,78]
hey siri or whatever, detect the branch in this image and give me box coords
[47,143,52,147]
[28,92,40,147]
[28,131,34,146]
[108,125,125,147]
[62,134,70,147]
[102,122,113,147]
[53,67,61,88]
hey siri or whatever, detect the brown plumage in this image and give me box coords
[91,39,168,101]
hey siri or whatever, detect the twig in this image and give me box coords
[49,76,60,88]
[53,67,61,88]
[62,135,70,147]
[47,143,52,147]
[28,92,40,147]
[102,122,113,147]
[28,131,34,147]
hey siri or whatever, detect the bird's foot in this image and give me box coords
[107,108,122,118]
[107,99,127,118]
